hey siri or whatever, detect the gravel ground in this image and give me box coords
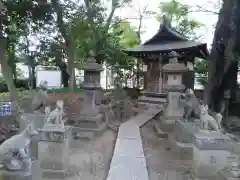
[140,121,193,180]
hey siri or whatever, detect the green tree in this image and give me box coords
[0,0,52,106]
[49,0,132,90]
[158,0,202,38]
[158,0,207,87]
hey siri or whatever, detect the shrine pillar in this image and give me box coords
[144,59,164,93]
[138,58,166,105]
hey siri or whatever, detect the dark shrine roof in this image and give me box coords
[124,17,209,59]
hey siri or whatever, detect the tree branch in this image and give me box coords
[51,0,70,45]
[105,4,117,31]
[194,5,219,15]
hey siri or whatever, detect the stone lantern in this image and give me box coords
[73,51,106,139]
[162,51,188,120]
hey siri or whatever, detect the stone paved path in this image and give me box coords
[106,106,162,180]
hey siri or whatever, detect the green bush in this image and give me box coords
[0,79,29,93]
[123,87,141,99]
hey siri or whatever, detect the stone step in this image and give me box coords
[141,91,167,98]
[70,123,107,140]
[153,122,168,138]
[138,96,166,104]
[168,134,193,156]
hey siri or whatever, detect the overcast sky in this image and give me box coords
[115,0,220,46]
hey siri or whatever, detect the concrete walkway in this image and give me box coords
[106,106,162,180]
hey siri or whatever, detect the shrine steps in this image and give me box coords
[138,91,167,105]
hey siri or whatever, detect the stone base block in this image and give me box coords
[41,169,67,179]
[154,122,168,138]
[173,120,199,144]
[191,171,216,180]
[217,168,238,180]
[0,170,32,180]
[158,118,175,133]
[71,122,106,139]
[168,134,193,156]
[76,114,104,129]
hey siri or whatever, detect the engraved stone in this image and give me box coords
[192,131,231,179]
[165,92,183,119]
[38,125,70,179]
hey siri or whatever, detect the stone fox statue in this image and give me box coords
[32,80,49,111]
[44,100,65,127]
[21,80,49,113]
[180,88,201,120]
[200,105,221,131]
[0,124,33,171]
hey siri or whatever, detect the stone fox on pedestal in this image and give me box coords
[44,100,65,127]
[180,88,223,131]
[180,88,201,119]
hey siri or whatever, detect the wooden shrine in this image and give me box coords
[124,16,209,93]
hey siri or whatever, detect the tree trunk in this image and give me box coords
[57,62,69,87]
[51,0,75,90]
[0,38,20,110]
[67,46,75,90]
[27,65,32,89]
[31,66,36,89]
[205,0,240,112]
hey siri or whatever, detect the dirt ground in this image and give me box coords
[31,129,116,180]
[66,130,116,180]
[140,121,193,180]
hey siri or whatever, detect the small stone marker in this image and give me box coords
[38,124,70,179]
[192,131,230,179]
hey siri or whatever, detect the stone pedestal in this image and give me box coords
[169,119,199,155]
[165,91,184,120]
[38,124,70,179]
[20,113,45,132]
[217,142,240,180]
[192,131,231,179]
[73,90,106,139]
[0,170,32,180]
[20,113,45,159]
[218,167,240,180]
